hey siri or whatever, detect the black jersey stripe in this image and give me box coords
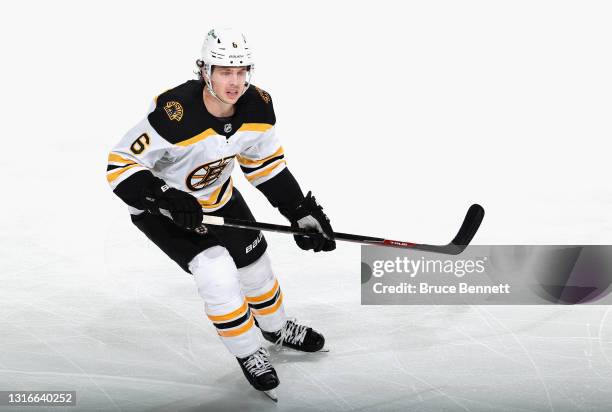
[212,178,232,205]
[240,155,285,174]
[107,162,136,172]
[107,164,122,171]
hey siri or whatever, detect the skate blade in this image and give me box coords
[263,389,278,402]
[271,345,330,353]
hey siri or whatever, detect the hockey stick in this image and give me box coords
[181,203,485,255]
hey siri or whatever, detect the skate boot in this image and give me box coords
[237,347,279,401]
[262,318,325,352]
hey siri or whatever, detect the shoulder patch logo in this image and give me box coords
[164,101,184,121]
[254,86,271,104]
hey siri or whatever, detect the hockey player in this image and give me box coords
[106,28,335,400]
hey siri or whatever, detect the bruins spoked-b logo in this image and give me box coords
[186,157,233,190]
[164,101,184,121]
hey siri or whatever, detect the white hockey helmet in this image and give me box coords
[198,28,254,102]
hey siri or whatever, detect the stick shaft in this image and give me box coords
[163,203,485,255]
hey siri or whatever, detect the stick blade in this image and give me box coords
[449,204,485,251]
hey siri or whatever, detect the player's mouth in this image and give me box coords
[226,90,240,99]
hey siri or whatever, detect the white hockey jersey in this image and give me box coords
[106,80,286,214]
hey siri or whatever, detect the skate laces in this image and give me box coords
[275,319,308,349]
[244,348,273,377]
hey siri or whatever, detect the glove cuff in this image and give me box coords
[141,177,171,214]
[280,191,318,222]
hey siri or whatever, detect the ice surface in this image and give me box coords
[1,228,611,411]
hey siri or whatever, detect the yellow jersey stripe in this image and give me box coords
[207,300,248,322]
[176,128,217,147]
[236,146,284,167]
[197,178,228,207]
[237,123,273,133]
[246,160,286,182]
[217,315,255,338]
[106,164,141,183]
[108,153,136,164]
[252,293,284,316]
[201,185,233,210]
[245,280,280,303]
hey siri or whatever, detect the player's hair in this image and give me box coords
[195,59,205,80]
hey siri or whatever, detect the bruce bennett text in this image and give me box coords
[372,282,511,295]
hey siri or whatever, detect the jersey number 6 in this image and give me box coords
[130,133,150,154]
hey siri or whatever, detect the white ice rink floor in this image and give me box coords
[1,218,611,412]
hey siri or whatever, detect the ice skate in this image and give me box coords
[262,318,327,352]
[237,347,279,401]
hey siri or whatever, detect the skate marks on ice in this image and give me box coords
[105,249,612,411]
[288,297,612,411]
[4,230,609,409]
[401,306,612,411]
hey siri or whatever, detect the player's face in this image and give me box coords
[211,66,249,104]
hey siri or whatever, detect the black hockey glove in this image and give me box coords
[282,191,336,252]
[141,178,203,230]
